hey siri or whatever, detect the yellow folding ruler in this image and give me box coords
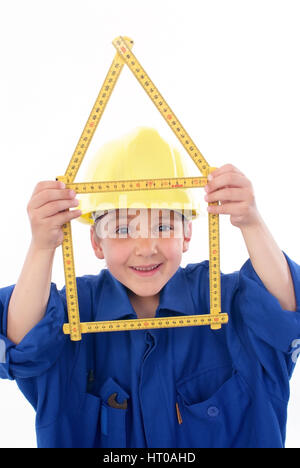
[57,36,228,341]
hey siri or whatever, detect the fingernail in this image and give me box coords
[59,181,66,189]
[69,189,76,197]
[208,174,213,181]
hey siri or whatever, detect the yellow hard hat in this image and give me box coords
[77,126,201,224]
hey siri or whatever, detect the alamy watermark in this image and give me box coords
[93,197,198,239]
[0,339,6,364]
[291,339,300,364]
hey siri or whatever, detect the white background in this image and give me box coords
[0,0,299,448]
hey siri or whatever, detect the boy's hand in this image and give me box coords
[27,180,81,250]
[204,164,261,229]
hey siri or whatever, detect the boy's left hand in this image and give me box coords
[204,164,261,229]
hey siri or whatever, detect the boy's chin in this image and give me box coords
[125,283,163,297]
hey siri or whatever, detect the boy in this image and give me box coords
[0,127,299,448]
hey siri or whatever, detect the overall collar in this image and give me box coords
[97,266,196,321]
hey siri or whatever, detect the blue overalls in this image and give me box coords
[1,250,300,448]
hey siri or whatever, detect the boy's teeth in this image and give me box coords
[133,265,159,271]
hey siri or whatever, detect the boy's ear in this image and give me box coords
[182,220,192,253]
[90,226,104,259]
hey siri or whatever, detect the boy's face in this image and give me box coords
[90,208,192,298]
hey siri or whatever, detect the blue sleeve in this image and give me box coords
[235,250,300,397]
[0,283,68,380]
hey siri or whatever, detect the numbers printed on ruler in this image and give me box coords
[63,314,229,335]
[65,176,208,193]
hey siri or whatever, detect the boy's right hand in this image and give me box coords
[27,180,82,251]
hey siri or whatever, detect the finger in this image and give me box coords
[206,172,248,194]
[30,187,76,210]
[50,209,82,226]
[205,187,247,203]
[209,164,244,179]
[207,201,247,215]
[31,180,66,197]
[37,198,80,219]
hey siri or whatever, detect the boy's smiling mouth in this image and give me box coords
[129,263,163,275]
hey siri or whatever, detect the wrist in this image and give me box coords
[28,241,57,259]
[239,211,265,234]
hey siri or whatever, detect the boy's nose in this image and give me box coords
[134,236,158,255]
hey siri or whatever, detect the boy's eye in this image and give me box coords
[116,226,129,235]
[158,224,173,232]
